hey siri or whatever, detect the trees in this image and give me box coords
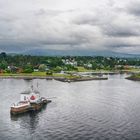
[0,53,140,73]
[39,64,47,72]
[0,52,7,58]
[0,60,8,70]
[23,68,33,73]
[53,66,62,73]
[46,70,53,75]
[23,64,33,73]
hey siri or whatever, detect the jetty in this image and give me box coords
[55,76,108,82]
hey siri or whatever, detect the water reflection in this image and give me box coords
[10,104,49,139]
[13,113,38,129]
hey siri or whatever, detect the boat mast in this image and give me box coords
[31,85,33,91]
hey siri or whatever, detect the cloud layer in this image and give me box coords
[0,0,140,54]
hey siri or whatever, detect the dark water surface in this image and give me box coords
[0,74,140,140]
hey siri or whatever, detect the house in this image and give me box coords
[0,69,4,73]
[62,59,77,66]
[8,66,22,73]
[34,69,39,72]
[84,63,92,68]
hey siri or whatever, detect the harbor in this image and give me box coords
[1,74,140,140]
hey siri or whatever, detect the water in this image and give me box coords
[0,74,140,140]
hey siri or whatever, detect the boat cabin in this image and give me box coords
[20,89,40,102]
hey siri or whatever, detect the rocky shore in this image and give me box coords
[126,76,140,81]
[55,77,108,82]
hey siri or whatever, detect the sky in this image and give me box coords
[0,0,140,54]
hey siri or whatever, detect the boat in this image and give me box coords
[10,85,51,115]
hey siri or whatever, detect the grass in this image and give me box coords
[126,73,140,81]
[121,68,140,72]
[0,68,140,78]
[0,72,46,76]
[77,67,89,72]
[0,72,69,78]
[0,72,82,80]
[131,73,140,78]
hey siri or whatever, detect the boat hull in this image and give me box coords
[10,99,51,115]
[10,106,32,115]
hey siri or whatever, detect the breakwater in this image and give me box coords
[55,77,108,82]
[0,76,108,82]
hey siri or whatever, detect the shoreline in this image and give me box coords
[0,70,139,81]
[0,75,108,81]
[0,76,53,79]
[55,77,108,82]
[126,76,140,81]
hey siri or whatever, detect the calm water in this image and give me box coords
[0,74,140,140]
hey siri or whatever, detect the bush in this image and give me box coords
[53,66,62,73]
[5,69,11,73]
[46,70,53,75]
[23,68,33,73]
[39,64,47,72]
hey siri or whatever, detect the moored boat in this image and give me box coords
[10,85,51,115]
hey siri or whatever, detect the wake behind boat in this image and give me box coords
[10,85,51,115]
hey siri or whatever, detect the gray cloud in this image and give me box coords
[102,23,140,37]
[0,0,140,54]
[127,1,140,16]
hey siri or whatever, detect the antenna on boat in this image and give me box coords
[31,85,33,91]
[37,82,39,88]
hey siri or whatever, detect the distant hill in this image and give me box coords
[21,49,140,58]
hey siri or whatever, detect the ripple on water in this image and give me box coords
[0,76,140,140]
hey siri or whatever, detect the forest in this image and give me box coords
[0,52,140,74]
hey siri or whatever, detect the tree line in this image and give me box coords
[0,52,140,73]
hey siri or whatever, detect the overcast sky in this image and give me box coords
[0,0,140,54]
